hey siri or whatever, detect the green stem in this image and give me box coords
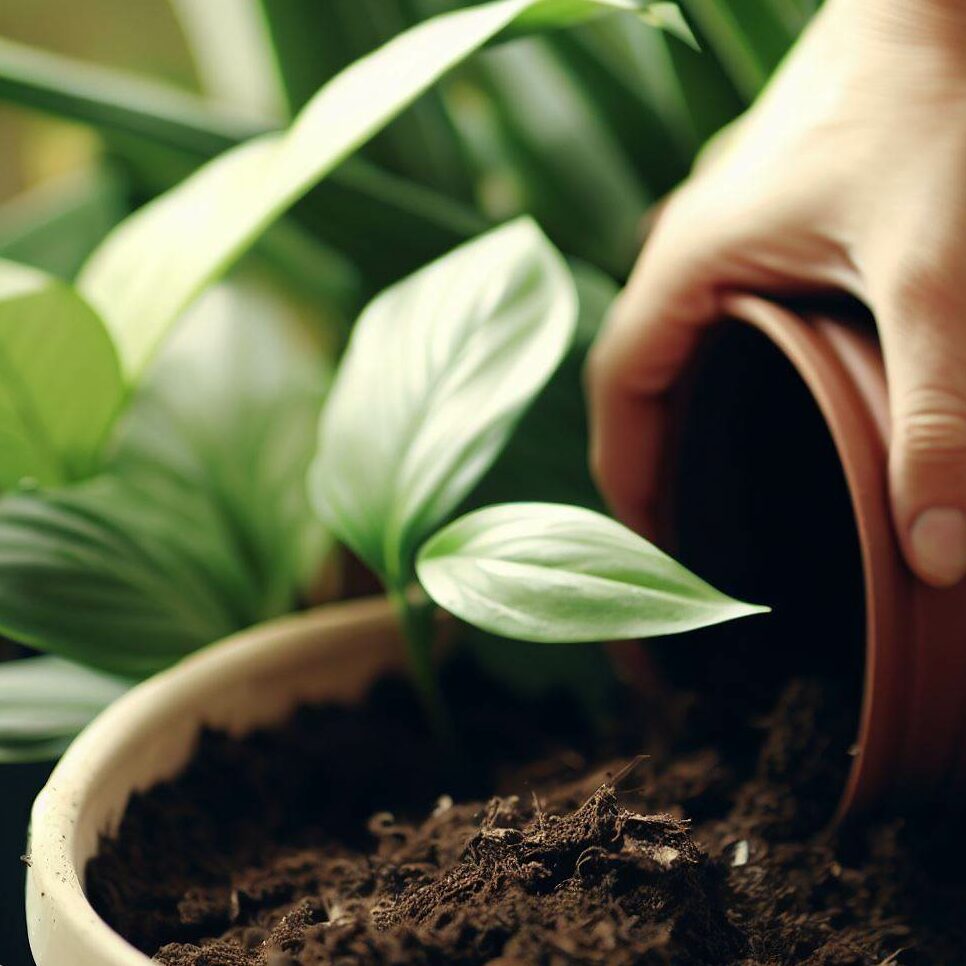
[388,587,449,739]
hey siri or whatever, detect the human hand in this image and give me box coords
[587,0,966,587]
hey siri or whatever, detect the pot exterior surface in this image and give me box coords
[25,597,402,966]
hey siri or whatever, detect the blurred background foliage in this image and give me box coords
[0,3,817,962]
[0,0,819,286]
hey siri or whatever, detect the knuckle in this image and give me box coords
[584,323,636,393]
[896,388,966,464]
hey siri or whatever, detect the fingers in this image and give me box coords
[875,264,966,587]
[585,198,721,535]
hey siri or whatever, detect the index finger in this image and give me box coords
[585,233,721,537]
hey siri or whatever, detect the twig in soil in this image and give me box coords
[877,949,908,965]
[579,755,650,809]
[609,754,650,788]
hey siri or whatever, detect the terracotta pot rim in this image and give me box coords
[719,294,888,817]
[717,294,966,816]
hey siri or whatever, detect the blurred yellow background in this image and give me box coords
[0,0,193,202]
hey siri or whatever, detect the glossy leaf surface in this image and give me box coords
[311,218,577,584]
[418,502,768,641]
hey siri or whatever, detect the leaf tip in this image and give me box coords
[639,3,700,52]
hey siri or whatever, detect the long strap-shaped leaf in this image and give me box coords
[77,0,663,379]
[0,36,489,283]
[0,656,130,762]
[679,0,802,101]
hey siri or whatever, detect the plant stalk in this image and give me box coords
[388,587,449,740]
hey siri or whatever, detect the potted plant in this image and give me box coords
[4,1,965,964]
[1,0,699,757]
[29,214,761,962]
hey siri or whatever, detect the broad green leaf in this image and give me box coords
[311,217,577,585]
[253,0,475,200]
[0,477,246,677]
[76,0,666,378]
[417,502,768,641]
[113,275,333,615]
[0,656,129,762]
[172,0,470,297]
[466,261,615,510]
[0,276,332,677]
[0,259,123,490]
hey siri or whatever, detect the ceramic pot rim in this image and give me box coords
[26,596,402,966]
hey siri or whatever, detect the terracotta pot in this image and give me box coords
[25,597,403,966]
[648,293,966,818]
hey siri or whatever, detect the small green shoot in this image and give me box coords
[311,218,767,719]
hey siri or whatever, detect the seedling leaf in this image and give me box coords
[417,502,769,641]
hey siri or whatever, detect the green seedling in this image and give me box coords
[312,217,767,720]
[0,0,770,755]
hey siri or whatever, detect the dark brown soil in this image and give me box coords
[87,659,966,965]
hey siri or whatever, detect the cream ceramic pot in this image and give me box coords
[25,597,402,966]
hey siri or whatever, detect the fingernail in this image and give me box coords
[910,508,966,587]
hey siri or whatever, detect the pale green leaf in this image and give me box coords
[0,34,486,287]
[311,218,577,585]
[0,276,332,677]
[0,477,249,677]
[417,502,768,641]
[0,259,123,490]
[466,261,616,509]
[113,275,332,614]
[76,0,658,378]
[0,656,129,762]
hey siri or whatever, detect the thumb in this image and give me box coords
[877,269,966,587]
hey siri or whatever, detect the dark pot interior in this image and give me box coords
[658,321,866,739]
